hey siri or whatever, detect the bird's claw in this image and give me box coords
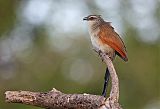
[92,48,105,62]
[92,48,99,53]
[97,50,104,62]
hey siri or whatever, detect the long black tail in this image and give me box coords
[102,67,110,97]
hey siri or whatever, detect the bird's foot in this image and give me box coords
[98,50,104,62]
[92,48,99,53]
[92,48,103,61]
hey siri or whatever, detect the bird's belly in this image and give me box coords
[91,36,114,54]
[91,36,100,51]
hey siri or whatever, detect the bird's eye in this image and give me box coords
[89,17,96,20]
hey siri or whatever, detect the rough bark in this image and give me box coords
[5,88,105,109]
[5,53,122,109]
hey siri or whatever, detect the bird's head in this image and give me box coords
[83,15,103,22]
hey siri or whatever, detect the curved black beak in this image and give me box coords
[83,17,88,21]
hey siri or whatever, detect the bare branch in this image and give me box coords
[5,53,122,109]
[99,53,122,109]
[101,53,119,101]
[5,88,105,109]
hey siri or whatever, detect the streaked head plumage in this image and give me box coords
[83,15,102,21]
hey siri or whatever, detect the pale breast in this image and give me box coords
[91,34,114,53]
[90,35,100,51]
[88,26,100,50]
[89,29,115,60]
[87,20,115,59]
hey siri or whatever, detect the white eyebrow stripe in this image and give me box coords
[89,16,97,18]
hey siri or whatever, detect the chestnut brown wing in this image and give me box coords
[98,23,128,61]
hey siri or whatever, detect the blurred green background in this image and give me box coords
[0,0,160,109]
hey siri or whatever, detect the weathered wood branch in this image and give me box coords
[5,88,105,109]
[99,53,122,109]
[5,53,122,109]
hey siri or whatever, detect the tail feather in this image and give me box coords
[116,51,128,62]
[102,67,110,97]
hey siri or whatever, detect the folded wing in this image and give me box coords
[98,22,128,61]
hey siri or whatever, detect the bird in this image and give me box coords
[83,15,128,97]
